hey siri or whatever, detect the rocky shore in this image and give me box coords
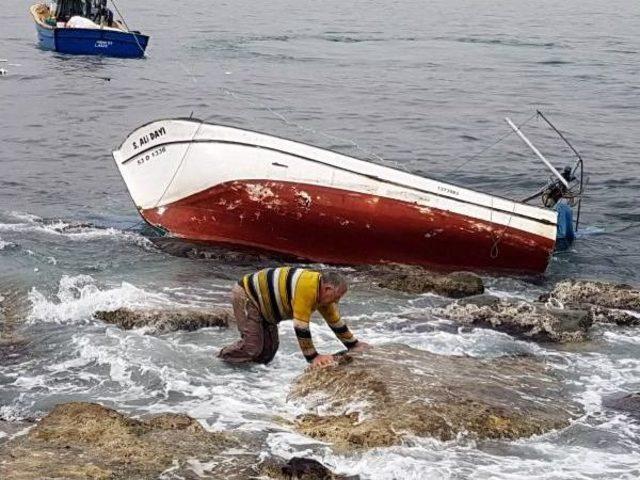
[0,402,355,479]
[4,275,638,478]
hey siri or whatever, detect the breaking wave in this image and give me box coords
[0,237,18,251]
[28,275,173,324]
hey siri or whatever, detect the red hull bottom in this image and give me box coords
[142,180,555,274]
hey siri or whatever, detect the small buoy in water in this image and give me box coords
[0,69,7,76]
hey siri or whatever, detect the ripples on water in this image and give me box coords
[1,0,639,478]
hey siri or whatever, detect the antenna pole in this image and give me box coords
[505,117,569,188]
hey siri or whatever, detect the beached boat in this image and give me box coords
[112,114,583,274]
[30,1,148,58]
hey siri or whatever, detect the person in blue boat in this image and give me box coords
[53,0,114,26]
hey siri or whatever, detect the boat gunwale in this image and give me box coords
[113,118,558,227]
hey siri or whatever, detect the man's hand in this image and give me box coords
[349,341,372,353]
[310,354,337,369]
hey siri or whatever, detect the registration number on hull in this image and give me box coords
[95,40,113,49]
[136,146,167,165]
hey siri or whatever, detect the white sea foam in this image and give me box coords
[8,211,41,223]
[0,404,34,424]
[359,309,540,358]
[28,274,173,324]
[0,212,153,249]
[0,236,17,250]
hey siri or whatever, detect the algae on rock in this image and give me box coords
[289,345,581,449]
[0,402,251,479]
[365,264,484,298]
[0,402,358,479]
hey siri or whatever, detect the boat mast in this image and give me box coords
[505,117,569,189]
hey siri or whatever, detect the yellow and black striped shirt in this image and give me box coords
[239,267,358,361]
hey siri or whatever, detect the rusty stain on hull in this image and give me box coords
[142,180,554,273]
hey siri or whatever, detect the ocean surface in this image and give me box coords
[1,0,639,478]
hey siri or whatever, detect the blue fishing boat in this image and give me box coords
[30,1,149,58]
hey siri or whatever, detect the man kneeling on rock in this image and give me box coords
[219,267,369,368]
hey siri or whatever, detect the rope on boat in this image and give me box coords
[108,0,148,58]
[221,88,396,169]
[152,119,207,209]
[447,112,537,175]
[490,201,517,259]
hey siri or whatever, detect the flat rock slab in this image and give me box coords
[289,345,581,449]
[1,289,31,364]
[364,264,484,298]
[436,294,593,342]
[95,307,233,333]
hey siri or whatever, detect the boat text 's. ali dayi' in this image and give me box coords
[112,115,583,274]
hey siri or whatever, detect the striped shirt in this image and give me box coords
[239,267,358,362]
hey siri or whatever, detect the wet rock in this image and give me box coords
[542,280,640,312]
[603,393,640,420]
[0,289,31,364]
[94,307,233,333]
[261,456,359,480]
[540,280,640,326]
[368,264,484,298]
[289,345,580,449]
[0,402,256,480]
[150,237,292,265]
[436,295,592,342]
[588,305,640,326]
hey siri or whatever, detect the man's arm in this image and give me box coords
[317,303,359,350]
[293,318,338,368]
[293,318,318,363]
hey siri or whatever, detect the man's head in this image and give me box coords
[318,271,348,306]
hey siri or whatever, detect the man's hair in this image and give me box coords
[321,271,348,290]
